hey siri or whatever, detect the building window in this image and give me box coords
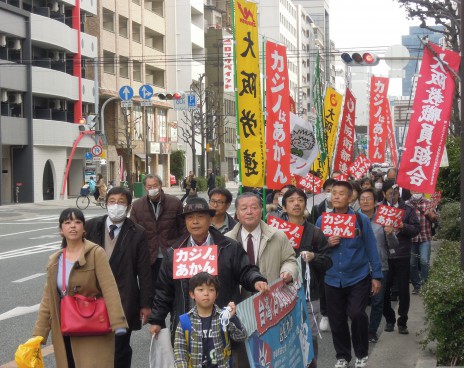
[145,0,163,16]
[119,15,128,38]
[133,60,142,81]
[103,50,115,74]
[145,27,164,51]
[132,22,141,43]
[119,56,129,79]
[103,8,115,32]
[146,65,165,87]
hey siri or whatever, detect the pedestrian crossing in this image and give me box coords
[0,242,61,260]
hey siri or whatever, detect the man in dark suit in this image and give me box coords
[85,186,152,368]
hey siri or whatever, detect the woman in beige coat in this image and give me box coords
[33,208,128,368]
[95,173,107,202]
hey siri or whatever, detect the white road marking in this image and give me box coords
[12,273,46,283]
[16,215,58,222]
[29,234,59,240]
[0,304,40,322]
[0,242,61,260]
[0,227,56,238]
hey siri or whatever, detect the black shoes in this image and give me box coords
[412,288,420,295]
[384,323,394,332]
[368,332,379,343]
[398,325,409,334]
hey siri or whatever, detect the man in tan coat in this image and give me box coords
[226,192,298,284]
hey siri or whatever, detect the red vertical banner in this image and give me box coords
[333,88,356,174]
[266,41,291,189]
[369,76,389,163]
[385,103,398,167]
[397,43,460,193]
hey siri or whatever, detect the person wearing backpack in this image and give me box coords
[174,272,246,368]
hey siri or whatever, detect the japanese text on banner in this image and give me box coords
[298,172,323,194]
[267,216,304,248]
[397,43,460,193]
[266,41,291,189]
[223,37,235,92]
[234,0,265,187]
[374,205,404,229]
[321,213,356,238]
[369,76,390,163]
[333,88,356,175]
[349,155,372,180]
[173,245,218,279]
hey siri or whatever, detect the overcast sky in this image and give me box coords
[330,0,421,95]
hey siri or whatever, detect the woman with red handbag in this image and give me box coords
[33,208,128,368]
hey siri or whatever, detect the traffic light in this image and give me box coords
[341,52,379,66]
[156,91,185,100]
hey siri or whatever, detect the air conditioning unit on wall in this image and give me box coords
[8,93,22,104]
[0,35,6,48]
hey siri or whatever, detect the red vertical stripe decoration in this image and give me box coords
[265,41,291,189]
[368,76,389,163]
[333,88,356,174]
[397,43,460,193]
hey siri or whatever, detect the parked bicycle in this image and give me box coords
[76,187,106,210]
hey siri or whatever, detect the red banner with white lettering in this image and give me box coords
[267,216,304,248]
[266,41,291,189]
[397,43,460,193]
[349,154,372,180]
[385,103,398,167]
[333,88,356,174]
[173,245,218,279]
[297,172,323,194]
[374,205,404,229]
[321,213,356,238]
[369,76,389,163]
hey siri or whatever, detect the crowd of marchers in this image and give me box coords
[31,167,438,368]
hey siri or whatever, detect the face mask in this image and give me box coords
[107,204,127,222]
[325,193,332,202]
[148,188,159,197]
[278,197,283,206]
[375,182,383,190]
[412,193,423,200]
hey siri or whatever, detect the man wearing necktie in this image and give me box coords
[226,192,298,284]
[85,187,152,368]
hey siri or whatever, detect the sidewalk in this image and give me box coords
[0,182,240,211]
[367,241,439,368]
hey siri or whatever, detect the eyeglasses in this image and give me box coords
[209,200,226,206]
[360,197,374,202]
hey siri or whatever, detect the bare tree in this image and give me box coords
[115,107,142,191]
[178,73,226,177]
[396,0,461,135]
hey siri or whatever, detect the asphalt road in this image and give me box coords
[0,190,385,368]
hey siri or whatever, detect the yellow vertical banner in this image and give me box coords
[234,0,265,187]
[313,87,343,179]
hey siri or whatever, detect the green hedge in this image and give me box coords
[215,175,226,188]
[421,240,464,365]
[436,201,460,242]
[196,177,207,192]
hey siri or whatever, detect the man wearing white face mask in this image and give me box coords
[85,186,153,368]
[130,174,187,291]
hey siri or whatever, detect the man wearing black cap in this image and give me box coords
[148,197,268,365]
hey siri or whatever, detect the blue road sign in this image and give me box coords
[85,152,92,160]
[119,85,134,101]
[139,85,154,100]
[187,94,196,108]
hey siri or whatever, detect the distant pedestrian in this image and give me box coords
[180,171,196,203]
[207,168,216,194]
[96,173,107,202]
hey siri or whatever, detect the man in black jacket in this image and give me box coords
[207,168,216,194]
[208,187,237,234]
[85,186,152,368]
[381,180,420,335]
[282,187,332,368]
[148,197,268,367]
